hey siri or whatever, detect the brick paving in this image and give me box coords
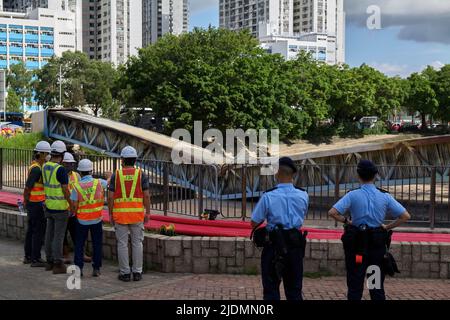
[1,238,449,300]
[97,274,450,300]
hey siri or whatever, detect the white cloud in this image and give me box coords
[346,0,450,45]
[370,60,446,78]
[369,62,410,77]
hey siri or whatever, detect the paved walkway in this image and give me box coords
[1,238,449,300]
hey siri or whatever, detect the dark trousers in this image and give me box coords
[74,220,103,271]
[64,215,77,248]
[261,244,304,300]
[342,230,387,300]
[44,211,69,263]
[24,203,46,261]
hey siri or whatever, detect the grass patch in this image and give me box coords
[0,133,48,165]
[0,132,46,149]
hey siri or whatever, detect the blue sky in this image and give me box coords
[189,0,450,77]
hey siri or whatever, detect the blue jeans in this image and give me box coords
[74,220,103,271]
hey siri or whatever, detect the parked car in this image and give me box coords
[398,123,420,133]
[358,116,378,129]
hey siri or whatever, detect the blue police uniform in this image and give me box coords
[333,184,406,227]
[251,182,309,300]
[333,179,407,300]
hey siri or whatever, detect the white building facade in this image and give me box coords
[0,3,79,70]
[5,0,143,65]
[220,0,345,64]
[80,0,142,65]
[142,0,189,46]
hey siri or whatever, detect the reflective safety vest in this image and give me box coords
[42,162,69,211]
[112,167,145,224]
[73,179,104,222]
[68,171,80,192]
[28,161,45,203]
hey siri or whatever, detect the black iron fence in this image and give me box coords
[0,148,449,228]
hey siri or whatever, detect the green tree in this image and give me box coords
[6,88,21,113]
[434,64,450,123]
[405,67,439,129]
[34,51,90,108]
[84,60,118,117]
[6,62,33,111]
[34,51,120,119]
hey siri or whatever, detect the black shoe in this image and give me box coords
[133,272,142,282]
[45,262,54,271]
[118,273,131,282]
[30,259,46,267]
[23,257,32,264]
[92,269,101,277]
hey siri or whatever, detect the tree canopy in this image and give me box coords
[34,51,120,120]
[16,27,450,139]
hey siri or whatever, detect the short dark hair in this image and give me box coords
[123,158,136,166]
[357,169,377,182]
[80,171,92,177]
[278,165,295,177]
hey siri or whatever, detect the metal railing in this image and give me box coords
[0,148,449,228]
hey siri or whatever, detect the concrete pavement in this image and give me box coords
[0,238,449,300]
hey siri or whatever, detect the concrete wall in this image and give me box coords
[1,208,449,279]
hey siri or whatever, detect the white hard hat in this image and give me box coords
[77,159,93,172]
[34,141,51,153]
[120,146,138,158]
[63,152,76,163]
[51,140,67,154]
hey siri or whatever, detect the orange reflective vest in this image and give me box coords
[28,161,45,202]
[112,167,145,225]
[68,171,80,192]
[73,179,104,222]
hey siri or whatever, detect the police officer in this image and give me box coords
[328,160,411,300]
[23,141,51,267]
[251,157,309,301]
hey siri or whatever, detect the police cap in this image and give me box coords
[357,160,378,175]
[279,157,297,173]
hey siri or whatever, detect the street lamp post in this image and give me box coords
[59,65,63,108]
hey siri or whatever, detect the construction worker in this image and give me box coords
[328,160,411,300]
[23,141,52,267]
[42,140,72,274]
[108,146,151,282]
[71,159,107,277]
[62,152,81,263]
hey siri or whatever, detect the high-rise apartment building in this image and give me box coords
[142,0,189,46]
[81,0,142,65]
[219,0,294,37]
[5,0,143,65]
[292,0,344,62]
[219,0,345,64]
